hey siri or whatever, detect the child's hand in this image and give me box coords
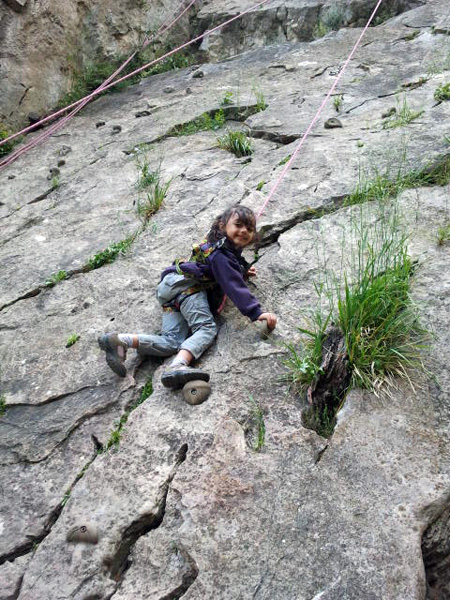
[247,266,257,277]
[258,313,277,330]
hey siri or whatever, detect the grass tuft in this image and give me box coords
[437,222,450,245]
[217,130,253,157]
[66,333,80,348]
[0,394,6,417]
[382,96,423,129]
[434,83,450,102]
[0,123,17,158]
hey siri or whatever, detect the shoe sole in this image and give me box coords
[161,368,210,390]
[98,336,127,378]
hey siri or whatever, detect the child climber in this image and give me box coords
[98,205,277,388]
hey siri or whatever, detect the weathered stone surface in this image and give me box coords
[0,0,189,128]
[0,1,450,598]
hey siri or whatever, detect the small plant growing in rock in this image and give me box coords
[51,176,60,189]
[87,234,136,270]
[0,123,16,158]
[217,130,253,157]
[256,180,266,191]
[136,177,171,224]
[278,154,291,166]
[221,91,234,106]
[252,84,268,112]
[434,83,450,101]
[250,396,265,452]
[381,96,423,129]
[333,94,343,112]
[172,109,226,136]
[0,394,6,417]
[437,222,450,245]
[45,270,68,287]
[66,333,80,348]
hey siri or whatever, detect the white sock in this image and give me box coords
[118,334,134,347]
[170,357,189,368]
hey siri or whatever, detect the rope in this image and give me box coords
[0,0,273,170]
[256,0,384,219]
[0,0,198,169]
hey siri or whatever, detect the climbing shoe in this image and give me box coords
[161,364,210,390]
[98,333,128,378]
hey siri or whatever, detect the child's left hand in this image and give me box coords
[247,266,257,277]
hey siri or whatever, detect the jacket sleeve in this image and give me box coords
[208,250,263,321]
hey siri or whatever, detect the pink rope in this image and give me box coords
[256,0,384,220]
[0,0,198,169]
[0,0,272,170]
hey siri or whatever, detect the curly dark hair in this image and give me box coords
[206,205,258,243]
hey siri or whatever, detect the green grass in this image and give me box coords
[437,222,450,245]
[427,51,450,76]
[0,394,6,417]
[345,154,450,206]
[171,109,226,137]
[252,84,268,112]
[382,97,423,129]
[278,154,291,166]
[0,123,16,158]
[434,83,450,101]
[256,180,266,191]
[217,130,253,157]
[284,310,330,392]
[404,30,420,41]
[66,333,80,348]
[58,50,193,109]
[221,91,234,106]
[335,242,427,391]
[51,176,60,190]
[250,396,266,451]
[135,154,170,224]
[333,94,343,112]
[103,379,153,452]
[45,270,68,287]
[87,234,136,270]
[136,179,170,224]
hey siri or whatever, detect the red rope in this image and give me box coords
[0,0,272,170]
[256,0,384,220]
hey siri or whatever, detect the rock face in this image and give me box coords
[0,0,188,128]
[1,1,450,598]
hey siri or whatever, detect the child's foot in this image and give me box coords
[98,333,128,377]
[161,364,210,390]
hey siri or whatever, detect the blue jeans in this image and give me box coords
[137,273,218,360]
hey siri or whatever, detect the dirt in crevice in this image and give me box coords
[301,327,350,439]
[422,501,450,599]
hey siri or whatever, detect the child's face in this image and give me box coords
[221,213,255,248]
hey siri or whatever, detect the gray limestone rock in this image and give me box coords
[0,1,450,598]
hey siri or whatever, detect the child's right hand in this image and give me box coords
[258,313,277,330]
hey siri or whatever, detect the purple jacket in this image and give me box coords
[161,239,263,321]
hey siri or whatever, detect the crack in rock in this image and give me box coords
[108,443,189,583]
[248,129,300,145]
[257,195,347,248]
[0,450,98,567]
